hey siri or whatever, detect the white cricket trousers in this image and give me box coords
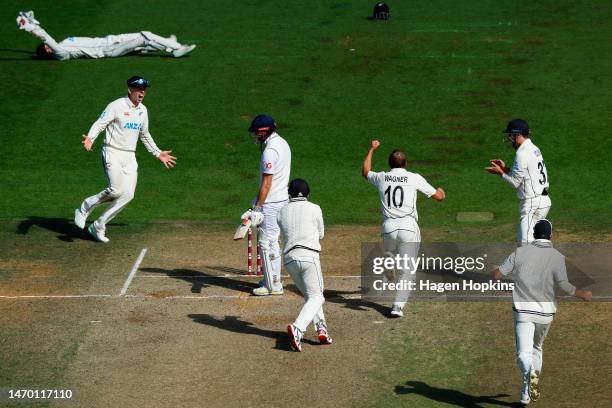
[514,317,551,386]
[258,200,288,291]
[518,196,551,245]
[103,31,181,57]
[80,146,138,234]
[383,227,420,309]
[285,252,326,333]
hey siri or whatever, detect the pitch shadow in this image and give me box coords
[16,216,127,242]
[394,381,520,408]
[188,314,318,350]
[324,288,392,317]
[140,266,308,296]
[139,267,259,294]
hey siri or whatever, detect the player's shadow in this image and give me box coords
[0,48,36,61]
[17,216,93,242]
[188,314,318,351]
[139,267,259,294]
[394,381,520,408]
[324,288,391,317]
[139,266,305,296]
[16,216,126,242]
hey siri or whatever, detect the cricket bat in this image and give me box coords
[233,219,252,240]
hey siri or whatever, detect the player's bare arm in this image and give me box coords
[362,139,380,178]
[81,134,93,151]
[431,187,445,201]
[491,267,504,280]
[574,289,593,301]
[158,150,177,168]
[255,173,273,207]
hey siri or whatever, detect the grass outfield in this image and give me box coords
[1,1,611,231]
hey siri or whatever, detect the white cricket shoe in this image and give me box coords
[316,321,333,345]
[390,304,404,318]
[87,224,109,243]
[287,324,303,352]
[74,208,87,229]
[528,369,541,402]
[19,10,40,25]
[172,44,196,58]
[252,286,284,296]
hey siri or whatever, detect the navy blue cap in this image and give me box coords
[533,219,552,239]
[127,76,150,88]
[288,178,310,198]
[504,119,530,136]
[248,114,276,133]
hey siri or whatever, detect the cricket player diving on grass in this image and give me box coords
[73,76,177,243]
[16,10,196,60]
[492,219,592,406]
[486,119,551,246]
[240,115,291,296]
[362,140,445,318]
[278,179,333,352]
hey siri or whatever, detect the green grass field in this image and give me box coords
[1,1,611,407]
[1,0,612,228]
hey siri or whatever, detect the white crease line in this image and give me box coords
[119,248,148,296]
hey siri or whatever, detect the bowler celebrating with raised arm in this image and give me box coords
[363,140,445,317]
[74,76,177,242]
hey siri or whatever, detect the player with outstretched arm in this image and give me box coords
[492,219,591,405]
[74,76,177,242]
[16,10,196,60]
[362,140,445,317]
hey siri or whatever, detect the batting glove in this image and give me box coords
[250,208,264,227]
[240,208,253,221]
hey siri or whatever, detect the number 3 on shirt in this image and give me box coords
[537,161,547,185]
[384,185,404,208]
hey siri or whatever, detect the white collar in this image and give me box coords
[124,96,141,109]
[265,132,279,144]
[516,138,533,153]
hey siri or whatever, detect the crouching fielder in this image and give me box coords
[492,220,591,406]
[279,179,332,352]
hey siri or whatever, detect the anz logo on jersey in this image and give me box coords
[123,122,142,131]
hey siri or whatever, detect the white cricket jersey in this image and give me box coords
[260,133,291,203]
[367,168,436,223]
[502,139,550,200]
[277,198,324,256]
[499,240,576,323]
[87,97,161,157]
[31,26,147,61]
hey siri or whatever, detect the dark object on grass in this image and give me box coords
[373,2,390,20]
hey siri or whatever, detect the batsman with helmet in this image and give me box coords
[240,115,291,296]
